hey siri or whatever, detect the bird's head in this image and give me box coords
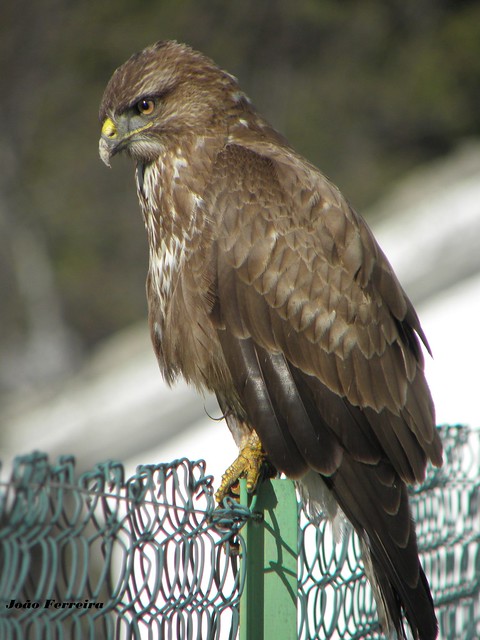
[99,40,243,167]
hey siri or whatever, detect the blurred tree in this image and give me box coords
[0,0,80,391]
[1,0,479,393]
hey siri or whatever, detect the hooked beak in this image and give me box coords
[99,117,119,167]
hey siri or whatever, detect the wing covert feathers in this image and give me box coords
[212,143,441,468]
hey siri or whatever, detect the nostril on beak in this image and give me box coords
[101,117,117,139]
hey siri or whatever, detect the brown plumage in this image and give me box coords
[99,41,442,639]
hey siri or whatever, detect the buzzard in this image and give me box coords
[99,41,442,639]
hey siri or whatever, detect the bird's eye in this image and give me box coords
[137,99,155,115]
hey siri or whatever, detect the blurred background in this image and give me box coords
[1,0,479,480]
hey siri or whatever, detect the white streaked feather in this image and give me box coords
[296,470,348,543]
[136,155,198,311]
[192,194,204,208]
[148,236,185,307]
[172,155,188,180]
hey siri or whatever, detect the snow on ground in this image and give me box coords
[420,272,480,428]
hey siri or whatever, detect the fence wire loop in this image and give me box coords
[0,425,478,639]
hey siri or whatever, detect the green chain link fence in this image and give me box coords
[0,425,478,639]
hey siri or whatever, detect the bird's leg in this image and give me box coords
[215,431,266,503]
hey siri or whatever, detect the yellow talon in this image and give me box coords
[215,432,266,503]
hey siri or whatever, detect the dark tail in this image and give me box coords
[325,457,438,640]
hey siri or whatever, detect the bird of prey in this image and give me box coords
[99,41,442,639]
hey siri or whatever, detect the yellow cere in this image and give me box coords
[101,118,117,139]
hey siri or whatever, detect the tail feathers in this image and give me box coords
[318,459,438,640]
[360,537,404,638]
[360,537,437,640]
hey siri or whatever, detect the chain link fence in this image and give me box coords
[0,425,478,639]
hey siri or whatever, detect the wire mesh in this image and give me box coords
[0,425,478,640]
[0,456,246,640]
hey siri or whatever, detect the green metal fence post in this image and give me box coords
[239,478,298,640]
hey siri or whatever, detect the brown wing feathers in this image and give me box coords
[217,332,308,478]
[213,143,440,638]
